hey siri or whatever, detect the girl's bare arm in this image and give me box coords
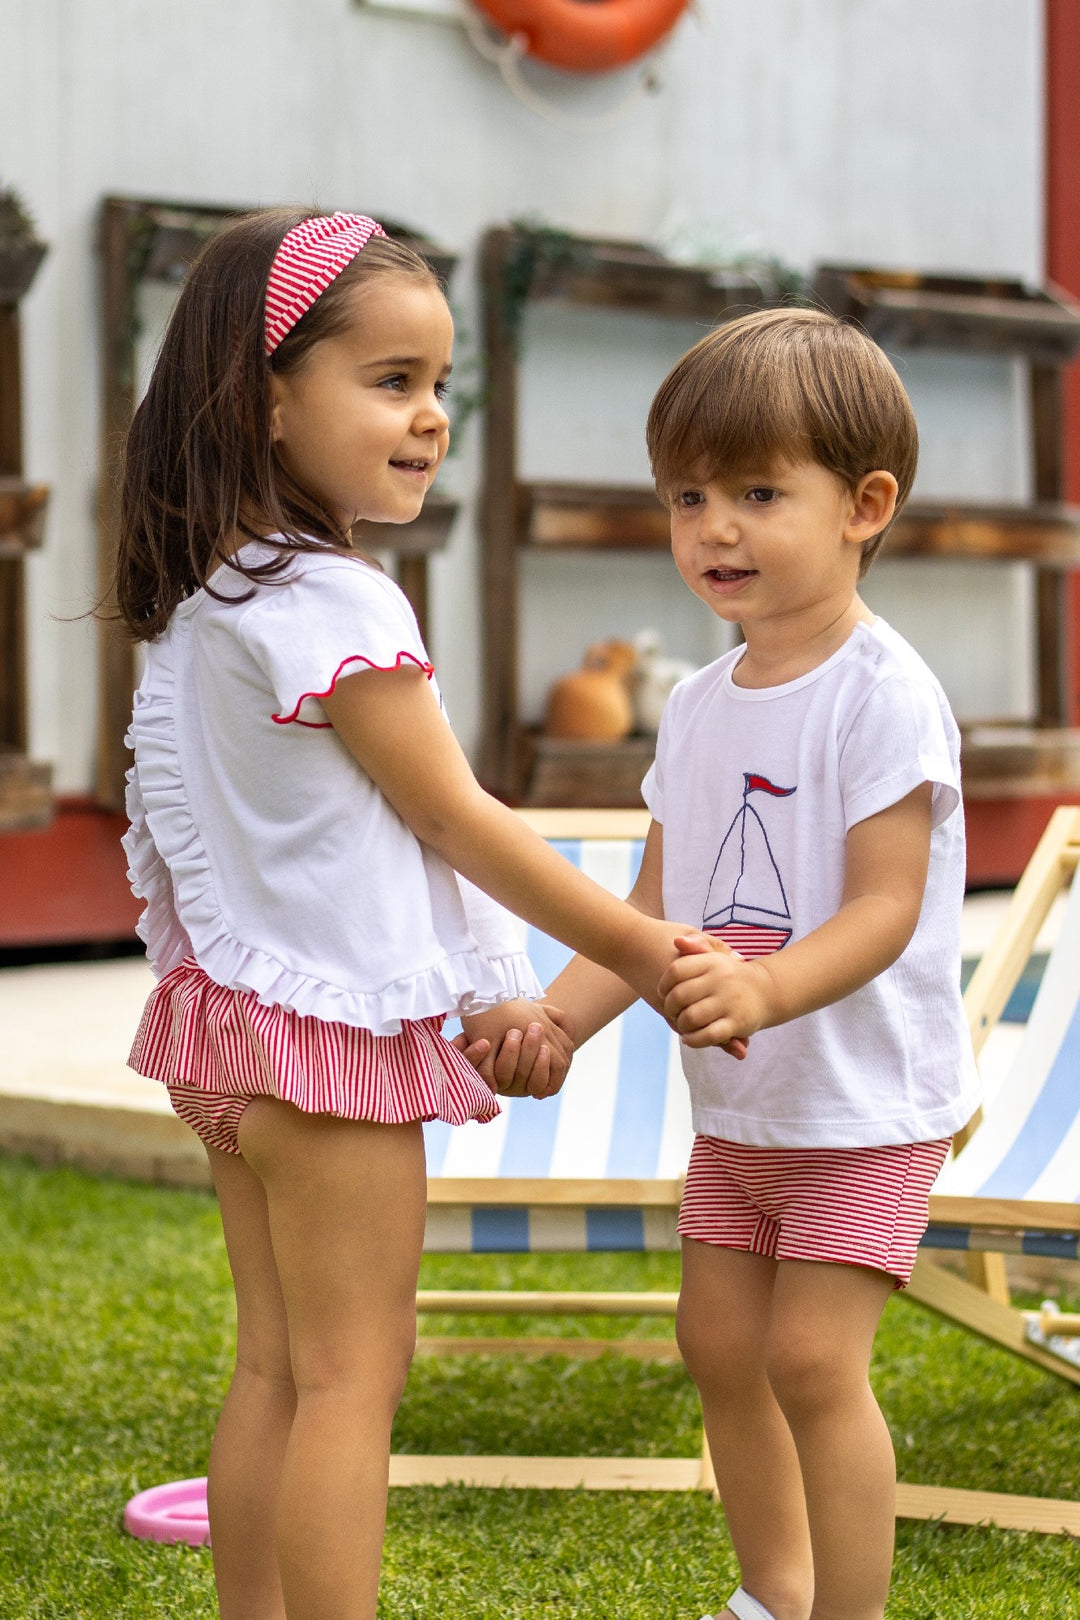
[321,665,687,1009]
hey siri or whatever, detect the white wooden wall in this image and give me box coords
[0,0,1043,789]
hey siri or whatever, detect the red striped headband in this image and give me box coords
[264,213,387,357]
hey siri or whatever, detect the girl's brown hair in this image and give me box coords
[116,208,443,640]
[646,307,919,575]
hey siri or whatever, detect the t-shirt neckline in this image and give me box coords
[723,619,880,700]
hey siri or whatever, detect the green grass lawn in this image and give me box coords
[0,1154,1077,1619]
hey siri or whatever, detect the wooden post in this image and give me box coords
[479,228,526,799]
[0,254,52,829]
[1031,364,1069,726]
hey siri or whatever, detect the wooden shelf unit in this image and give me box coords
[479,237,1080,806]
[0,259,53,831]
[478,225,770,804]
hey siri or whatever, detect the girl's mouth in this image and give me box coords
[391,459,430,475]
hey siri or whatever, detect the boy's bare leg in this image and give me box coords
[236,1101,427,1620]
[678,1242,814,1620]
[206,1144,295,1620]
[766,1260,895,1620]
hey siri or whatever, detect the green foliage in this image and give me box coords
[0,185,40,252]
[1,1154,1078,1618]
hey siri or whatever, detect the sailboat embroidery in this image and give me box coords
[703,773,797,959]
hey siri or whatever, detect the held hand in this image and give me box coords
[455,1000,575,1099]
[658,932,765,1055]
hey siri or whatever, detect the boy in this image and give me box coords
[463,309,980,1620]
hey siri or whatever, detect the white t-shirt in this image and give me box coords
[641,618,981,1148]
[123,543,539,1035]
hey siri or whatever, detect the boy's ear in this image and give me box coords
[844,470,899,544]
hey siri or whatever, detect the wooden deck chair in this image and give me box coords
[392,809,1080,1536]
[909,804,1080,1392]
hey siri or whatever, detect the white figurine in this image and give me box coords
[632,628,696,735]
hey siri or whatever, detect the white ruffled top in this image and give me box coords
[123,543,541,1035]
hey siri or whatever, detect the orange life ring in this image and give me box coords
[472,0,690,74]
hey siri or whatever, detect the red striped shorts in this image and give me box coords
[677,1134,951,1287]
[129,957,499,1156]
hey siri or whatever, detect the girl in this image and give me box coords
[117,209,716,1620]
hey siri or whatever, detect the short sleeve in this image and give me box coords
[238,559,433,727]
[640,706,669,822]
[840,674,961,832]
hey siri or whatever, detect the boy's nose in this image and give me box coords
[701,505,740,544]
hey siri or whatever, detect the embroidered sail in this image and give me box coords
[703,773,796,958]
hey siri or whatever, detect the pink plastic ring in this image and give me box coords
[124,1477,210,1546]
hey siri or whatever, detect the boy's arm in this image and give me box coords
[661,782,934,1048]
[457,823,666,1095]
[464,824,747,1096]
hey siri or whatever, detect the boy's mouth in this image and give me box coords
[391,458,431,473]
[706,566,757,584]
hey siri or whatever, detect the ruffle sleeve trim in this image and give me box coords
[124,637,540,1032]
[272,649,435,728]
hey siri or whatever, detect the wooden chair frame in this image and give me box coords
[391,809,1080,1535]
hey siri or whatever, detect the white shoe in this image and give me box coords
[701,1587,777,1620]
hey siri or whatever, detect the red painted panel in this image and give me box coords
[0,799,141,945]
[964,794,1078,889]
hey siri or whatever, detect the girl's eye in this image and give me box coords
[379,374,407,392]
[434,379,451,402]
[675,489,704,509]
[746,487,777,504]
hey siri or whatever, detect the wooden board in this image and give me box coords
[386,1455,1080,1532]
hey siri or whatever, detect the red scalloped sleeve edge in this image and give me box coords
[271,651,435,727]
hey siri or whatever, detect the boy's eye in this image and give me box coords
[675,489,704,509]
[378,373,407,391]
[434,379,451,402]
[746,487,778,503]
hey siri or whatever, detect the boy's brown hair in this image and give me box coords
[646,307,919,575]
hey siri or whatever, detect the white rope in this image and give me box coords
[462,4,660,134]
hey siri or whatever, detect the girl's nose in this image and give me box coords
[417,391,450,434]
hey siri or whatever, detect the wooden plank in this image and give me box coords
[959,805,1080,1058]
[0,755,53,830]
[95,198,140,811]
[515,807,651,838]
[894,1482,1080,1535]
[388,1454,706,1492]
[479,228,527,799]
[524,736,655,810]
[426,1177,684,1206]
[887,501,1080,564]
[905,1256,1080,1386]
[414,1336,682,1361]
[387,1455,1080,1531]
[928,1195,1080,1233]
[417,1289,678,1316]
[524,483,669,548]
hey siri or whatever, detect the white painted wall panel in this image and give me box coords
[0,0,1044,788]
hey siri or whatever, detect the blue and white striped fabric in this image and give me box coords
[424,839,693,1253]
[935,870,1080,1213]
[425,836,1080,1259]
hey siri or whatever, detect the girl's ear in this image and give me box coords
[844,470,898,545]
[269,373,286,444]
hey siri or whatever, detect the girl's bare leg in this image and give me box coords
[237,1100,427,1620]
[765,1261,895,1620]
[678,1242,814,1620]
[206,1144,295,1620]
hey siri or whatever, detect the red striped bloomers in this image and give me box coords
[677,1133,951,1287]
[129,957,499,1156]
